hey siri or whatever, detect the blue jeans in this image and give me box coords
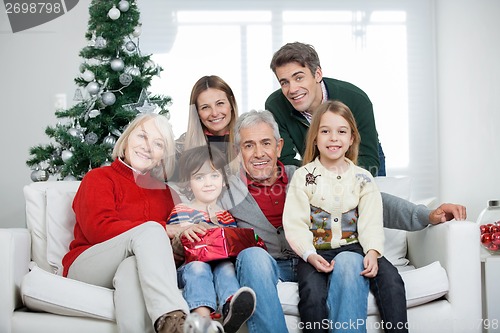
[178,260,239,312]
[297,243,369,333]
[370,256,408,333]
[235,247,295,333]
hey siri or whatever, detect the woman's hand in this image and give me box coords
[361,250,379,277]
[307,253,335,273]
[182,224,209,242]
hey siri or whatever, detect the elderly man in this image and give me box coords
[220,110,466,333]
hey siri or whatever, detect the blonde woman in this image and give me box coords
[62,114,214,333]
[176,75,239,170]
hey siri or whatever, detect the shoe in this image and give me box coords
[157,310,186,333]
[222,287,256,333]
[184,312,224,333]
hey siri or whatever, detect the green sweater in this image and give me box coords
[265,77,380,176]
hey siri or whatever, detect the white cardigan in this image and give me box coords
[283,157,384,261]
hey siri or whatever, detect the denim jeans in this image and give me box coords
[178,260,239,312]
[370,256,408,333]
[297,243,369,333]
[235,247,294,333]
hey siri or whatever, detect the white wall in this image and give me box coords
[435,0,500,222]
[0,0,498,228]
[0,0,89,227]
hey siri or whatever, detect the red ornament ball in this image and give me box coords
[492,232,500,246]
[481,233,493,246]
[488,243,499,252]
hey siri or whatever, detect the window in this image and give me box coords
[140,0,438,201]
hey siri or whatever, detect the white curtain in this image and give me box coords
[139,0,438,202]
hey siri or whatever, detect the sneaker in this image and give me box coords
[184,313,224,333]
[222,287,256,333]
[157,310,186,333]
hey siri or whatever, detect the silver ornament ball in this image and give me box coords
[132,25,142,37]
[125,66,141,77]
[118,0,129,12]
[103,135,117,147]
[110,58,125,71]
[125,41,136,52]
[108,6,121,20]
[86,81,100,95]
[31,169,49,182]
[119,73,133,86]
[81,70,95,82]
[68,127,85,140]
[61,150,74,163]
[101,92,116,106]
[144,60,156,70]
[85,132,99,145]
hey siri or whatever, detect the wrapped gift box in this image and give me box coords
[182,227,266,263]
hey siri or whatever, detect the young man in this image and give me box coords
[265,42,385,176]
[220,110,466,333]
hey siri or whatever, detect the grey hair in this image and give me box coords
[234,110,281,151]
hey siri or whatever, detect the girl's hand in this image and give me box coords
[307,253,335,273]
[361,250,379,277]
[182,224,208,242]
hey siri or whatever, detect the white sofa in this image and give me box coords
[0,178,482,333]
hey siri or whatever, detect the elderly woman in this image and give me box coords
[62,114,203,333]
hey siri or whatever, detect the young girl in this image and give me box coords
[282,100,385,333]
[167,145,256,333]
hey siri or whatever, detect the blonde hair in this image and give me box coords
[112,113,176,181]
[184,75,239,164]
[302,100,360,165]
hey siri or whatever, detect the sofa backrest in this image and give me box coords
[23,176,412,275]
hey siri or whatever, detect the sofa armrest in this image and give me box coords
[407,221,482,333]
[0,228,31,333]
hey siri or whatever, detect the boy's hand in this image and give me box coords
[361,250,379,277]
[182,224,208,242]
[307,253,335,273]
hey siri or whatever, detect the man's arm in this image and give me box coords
[382,193,467,231]
[382,192,430,231]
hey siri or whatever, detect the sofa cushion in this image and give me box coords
[375,176,411,267]
[45,187,78,275]
[384,228,410,266]
[21,263,115,321]
[24,181,80,275]
[277,260,449,317]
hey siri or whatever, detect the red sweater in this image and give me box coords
[62,159,180,277]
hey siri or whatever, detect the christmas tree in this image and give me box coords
[26,0,171,181]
